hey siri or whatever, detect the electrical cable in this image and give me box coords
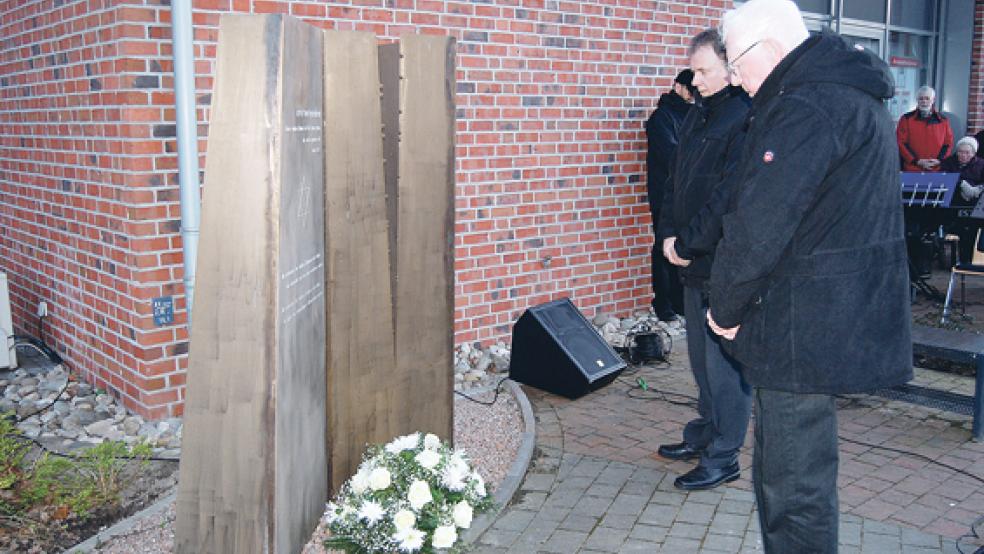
[12,376,69,425]
[617,376,699,408]
[3,325,182,463]
[3,433,179,463]
[454,376,510,406]
[9,334,71,424]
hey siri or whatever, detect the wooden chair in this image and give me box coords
[942,229,984,323]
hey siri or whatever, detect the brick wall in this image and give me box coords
[0,0,199,419]
[0,0,729,417]
[969,0,984,133]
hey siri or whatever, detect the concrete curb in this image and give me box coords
[462,378,536,544]
[66,490,176,553]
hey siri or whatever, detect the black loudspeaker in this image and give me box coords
[509,298,626,399]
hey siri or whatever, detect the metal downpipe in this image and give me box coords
[169,0,200,326]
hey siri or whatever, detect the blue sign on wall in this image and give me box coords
[152,296,174,327]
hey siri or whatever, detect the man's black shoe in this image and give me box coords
[657,442,702,461]
[673,462,740,491]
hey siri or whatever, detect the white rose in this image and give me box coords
[369,467,392,490]
[431,524,458,549]
[350,468,370,494]
[393,526,425,552]
[453,500,473,529]
[385,432,421,454]
[415,448,441,470]
[407,479,433,510]
[393,509,416,532]
[423,433,441,450]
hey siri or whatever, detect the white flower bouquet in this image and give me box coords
[324,432,493,553]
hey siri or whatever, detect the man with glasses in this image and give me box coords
[706,0,912,551]
[656,28,752,492]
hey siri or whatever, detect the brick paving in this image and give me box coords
[473,339,984,553]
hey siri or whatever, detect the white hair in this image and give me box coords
[917,85,936,99]
[721,0,809,54]
[957,136,978,154]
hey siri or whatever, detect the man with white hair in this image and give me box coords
[706,0,913,551]
[897,85,954,171]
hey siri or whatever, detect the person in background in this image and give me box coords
[896,85,954,172]
[940,136,984,262]
[644,70,695,321]
[656,28,752,491]
[709,0,913,550]
[941,136,984,204]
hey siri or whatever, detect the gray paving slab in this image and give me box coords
[661,536,703,551]
[676,501,716,524]
[702,531,745,552]
[627,523,669,542]
[581,526,631,552]
[638,503,680,527]
[558,512,600,532]
[606,493,649,516]
[620,538,661,552]
[539,529,589,553]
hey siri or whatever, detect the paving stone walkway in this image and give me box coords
[473,339,984,553]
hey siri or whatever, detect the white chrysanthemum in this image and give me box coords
[359,500,385,525]
[407,479,433,510]
[393,509,416,532]
[350,467,371,494]
[432,524,458,549]
[369,467,392,490]
[415,448,441,470]
[423,433,441,450]
[453,500,473,529]
[449,452,468,470]
[385,432,421,454]
[340,503,356,518]
[441,461,469,492]
[472,471,486,497]
[393,526,425,552]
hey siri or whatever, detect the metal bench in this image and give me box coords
[910,324,984,441]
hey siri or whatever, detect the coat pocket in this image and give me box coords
[789,263,909,391]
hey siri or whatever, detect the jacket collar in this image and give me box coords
[751,34,821,110]
[658,90,691,111]
[696,85,743,119]
[910,108,947,123]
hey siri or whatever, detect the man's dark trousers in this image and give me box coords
[681,287,752,468]
[651,237,682,318]
[753,388,839,553]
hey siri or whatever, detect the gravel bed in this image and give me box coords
[89,386,524,553]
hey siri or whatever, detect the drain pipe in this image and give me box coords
[169,0,200,326]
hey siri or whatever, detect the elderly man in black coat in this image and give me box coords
[656,28,752,491]
[708,0,913,551]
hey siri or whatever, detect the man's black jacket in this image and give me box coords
[708,31,913,394]
[645,91,692,219]
[657,85,749,289]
